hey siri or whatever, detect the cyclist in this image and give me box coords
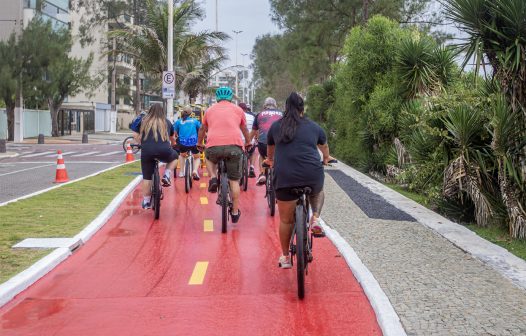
[130,103,179,209]
[197,87,251,223]
[249,97,283,185]
[174,106,202,180]
[238,102,257,178]
[265,92,330,268]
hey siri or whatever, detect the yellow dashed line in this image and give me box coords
[200,183,206,188]
[204,219,213,232]
[200,197,208,205]
[188,261,209,285]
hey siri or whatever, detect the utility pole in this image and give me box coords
[111,38,116,112]
[215,0,218,31]
[167,0,174,118]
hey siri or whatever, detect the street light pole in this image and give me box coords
[167,0,174,118]
[215,0,218,31]
[232,30,243,101]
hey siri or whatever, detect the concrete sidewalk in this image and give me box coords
[322,163,526,335]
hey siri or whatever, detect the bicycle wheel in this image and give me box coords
[153,169,161,220]
[242,154,248,191]
[184,158,191,193]
[220,172,229,234]
[267,171,275,216]
[295,205,306,299]
[123,136,140,154]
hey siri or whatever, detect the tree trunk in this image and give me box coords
[48,99,62,137]
[498,160,526,239]
[363,0,370,23]
[135,69,141,114]
[5,103,15,141]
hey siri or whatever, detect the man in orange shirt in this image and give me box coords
[197,87,251,223]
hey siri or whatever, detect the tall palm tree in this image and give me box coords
[444,0,526,238]
[110,0,228,100]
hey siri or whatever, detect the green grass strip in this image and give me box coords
[0,162,141,283]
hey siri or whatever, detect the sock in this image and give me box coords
[144,196,151,203]
[164,170,171,178]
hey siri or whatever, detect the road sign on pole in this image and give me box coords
[162,71,175,99]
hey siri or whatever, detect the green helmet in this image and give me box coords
[216,86,233,102]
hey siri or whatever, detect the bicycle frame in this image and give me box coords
[217,160,232,233]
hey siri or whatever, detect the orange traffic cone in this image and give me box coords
[125,143,135,163]
[54,150,69,183]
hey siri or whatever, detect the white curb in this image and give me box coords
[74,175,142,244]
[0,172,142,308]
[320,219,407,336]
[0,161,138,208]
[0,248,71,307]
[333,161,526,291]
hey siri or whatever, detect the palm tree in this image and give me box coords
[444,0,526,238]
[109,0,228,101]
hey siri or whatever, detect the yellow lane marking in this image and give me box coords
[200,197,208,205]
[203,172,209,177]
[189,261,209,285]
[200,183,206,188]
[204,219,213,232]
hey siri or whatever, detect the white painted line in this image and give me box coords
[334,161,526,291]
[320,218,407,336]
[45,151,78,157]
[21,151,54,158]
[71,151,100,157]
[0,161,138,207]
[0,164,54,177]
[0,170,141,308]
[74,175,142,243]
[95,150,123,157]
[0,248,71,307]
[13,238,81,250]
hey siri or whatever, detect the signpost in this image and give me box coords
[162,71,175,99]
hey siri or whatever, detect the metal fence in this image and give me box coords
[0,109,52,139]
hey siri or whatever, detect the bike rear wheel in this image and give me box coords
[295,205,307,299]
[220,172,228,233]
[123,136,140,154]
[184,158,191,193]
[153,169,161,219]
[267,171,275,216]
[242,154,248,192]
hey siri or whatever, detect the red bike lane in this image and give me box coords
[0,172,382,336]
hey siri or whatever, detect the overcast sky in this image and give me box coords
[192,0,281,69]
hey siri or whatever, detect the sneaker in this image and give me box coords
[256,174,266,186]
[142,199,151,209]
[192,172,200,181]
[208,177,218,193]
[311,217,326,238]
[231,209,241,223]
[178,172,185,178]
[249,166,256,178]
[161,174,171,187]
[278,255,292,269]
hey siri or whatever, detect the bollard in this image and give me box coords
[82,132,88,144]
[38,134,45,144]
[0,139,6,153]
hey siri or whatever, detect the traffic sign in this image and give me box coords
[162,71,175,99]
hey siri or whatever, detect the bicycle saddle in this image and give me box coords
[291,187,312,196]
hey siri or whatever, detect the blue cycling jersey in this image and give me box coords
[174,117,201,146]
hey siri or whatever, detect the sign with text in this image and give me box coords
[162,71,175,99]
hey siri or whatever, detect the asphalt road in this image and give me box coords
[0,142,133,204]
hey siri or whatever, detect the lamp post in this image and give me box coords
[215,0,218,31]
[167,0,174,118]
[232,30,243,101]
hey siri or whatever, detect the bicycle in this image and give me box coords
[123,136,141,154]
[133,144,163,219]
[180,150,194,194]
[262,163,276,216]
[288,187,313,299]
[216,159,232,233]
[239,150,249,192]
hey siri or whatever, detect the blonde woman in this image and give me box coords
[130,103,179,209]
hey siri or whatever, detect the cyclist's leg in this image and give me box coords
[225,145,243,217]
[191,146,201,178]
[140,153,154,208]
[248,145,257,177]
[276,188,298,268]
[256,142,267,185]
[157,146,179,186]
[204,147,220,192]
[177,145,187,177]
[308,188,326,236]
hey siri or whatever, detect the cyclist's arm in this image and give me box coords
[197,124,207,146]
[318,143,330,165]
[133,132,141,144]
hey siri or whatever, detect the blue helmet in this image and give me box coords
[216,86,233,102]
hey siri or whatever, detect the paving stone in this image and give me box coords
[323,173,526,336]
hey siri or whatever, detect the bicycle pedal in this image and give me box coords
[312,232,326,238]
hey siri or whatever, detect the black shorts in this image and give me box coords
[141,146,179,179]
[177,144,200,155]
[257,142,267,158]
[275,185,322,202]
[247,144,256,157]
